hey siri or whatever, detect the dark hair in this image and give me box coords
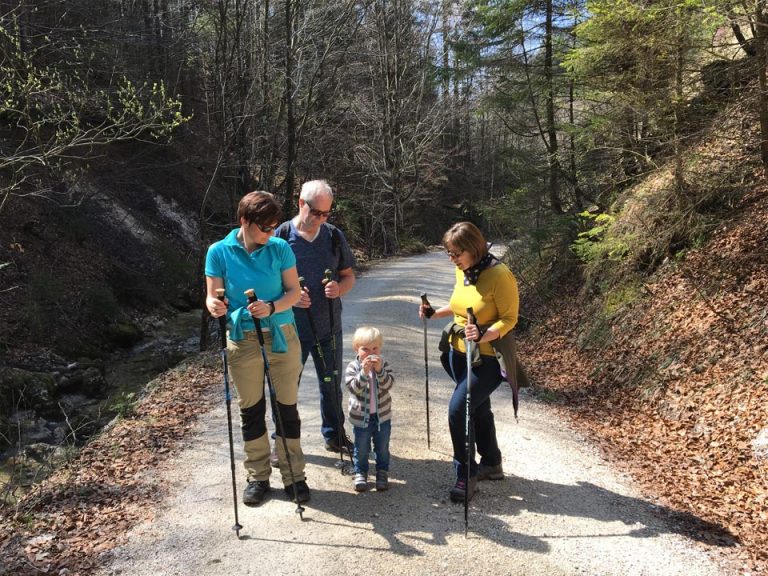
[238,191,283,226]
[442,221,488,263]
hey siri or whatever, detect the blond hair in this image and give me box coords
[352,326,383,350]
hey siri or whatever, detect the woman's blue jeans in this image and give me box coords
[441,347,503,479]
[352,415,391,475]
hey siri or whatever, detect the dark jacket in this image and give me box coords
[439,321,529,418]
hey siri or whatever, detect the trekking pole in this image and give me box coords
[300,276,350,474]
[464,307,476,538]
[214,289,243,539]
[324,269,351,472]
[245,289,305,519]
[420,293,435,449]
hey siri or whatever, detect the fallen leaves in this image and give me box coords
[521,188,768,574]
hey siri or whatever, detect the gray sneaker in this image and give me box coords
[477,463,504,481]
[354,473,368,492]
[375,470,389,491]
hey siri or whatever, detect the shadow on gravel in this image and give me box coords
[466,475,737,548]
[246,454,736,556]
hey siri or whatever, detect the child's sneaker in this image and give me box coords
[375,470,388,491]
[354,473,368,492]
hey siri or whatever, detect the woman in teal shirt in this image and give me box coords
[205,191,310,506]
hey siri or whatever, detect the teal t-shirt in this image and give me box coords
[205,229,297,333]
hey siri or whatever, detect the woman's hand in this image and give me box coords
[247,299,272,319]
[464,321,481,342]
[206,295,227,318]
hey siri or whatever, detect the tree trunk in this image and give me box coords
[284,0,296,210]
[545,0,562,213]
[757,1,768,175]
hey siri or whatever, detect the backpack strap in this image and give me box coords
[324,222,342,269]
[275,224,290,242]
[277,221,341,268]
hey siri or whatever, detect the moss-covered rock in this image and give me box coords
[104,322,144,348]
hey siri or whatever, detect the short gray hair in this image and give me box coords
[300,179,334,203]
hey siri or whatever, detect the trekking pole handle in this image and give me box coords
[467,307,477,342]
[299,276,306,290]
[244,289,261,325]
[215,289,228,348]
[421,293,435,318]
[323,269,333,283]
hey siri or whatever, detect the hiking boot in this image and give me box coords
[477,463,504,481]
[284,480,311,503]
[375,470,389,491]
[354,473,368,492]
[325,432,354,454]
[243,480,270,506]
[449,476,477,503]
[270,445,280,468]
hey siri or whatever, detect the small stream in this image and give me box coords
[104,310,201,399]
[1,310,203,500]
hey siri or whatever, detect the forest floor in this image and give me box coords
[519,183,768,574]
[0,249,754,576]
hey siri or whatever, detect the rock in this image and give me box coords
[0,367,57,412]
[752,428,768,461]
[81,366,107,396]
[105,322,144,348]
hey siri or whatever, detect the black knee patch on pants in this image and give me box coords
[241,397,267,442]
[275,402,301,439]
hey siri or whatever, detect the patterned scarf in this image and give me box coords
[463,252,498,286]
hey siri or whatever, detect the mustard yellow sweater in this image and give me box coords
[449,263,519,356]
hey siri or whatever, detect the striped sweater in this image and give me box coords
[344,356,395,428]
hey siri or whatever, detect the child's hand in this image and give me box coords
[362,355,381,374]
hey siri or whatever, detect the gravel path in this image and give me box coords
[98,251,729,576]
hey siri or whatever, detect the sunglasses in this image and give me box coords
[255,222,277,233]
[446,249,464,259]
[305,199,332,218]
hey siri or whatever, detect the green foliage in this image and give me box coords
[397,237,427,255]
[0,15,190,214]
[109,392,137,419]
[602,281,641,316]
[571,211,629,263]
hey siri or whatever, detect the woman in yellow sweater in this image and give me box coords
[419,222,519,503]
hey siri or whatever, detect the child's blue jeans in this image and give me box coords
[352,414,391,475]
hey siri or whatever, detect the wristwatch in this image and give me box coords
[266,301,276,316]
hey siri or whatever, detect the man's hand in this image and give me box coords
[323,279,341,299]
[296,286,312,308]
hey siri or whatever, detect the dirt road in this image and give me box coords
[98,251,729,576]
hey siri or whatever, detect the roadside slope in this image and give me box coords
[520,186,768,573]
